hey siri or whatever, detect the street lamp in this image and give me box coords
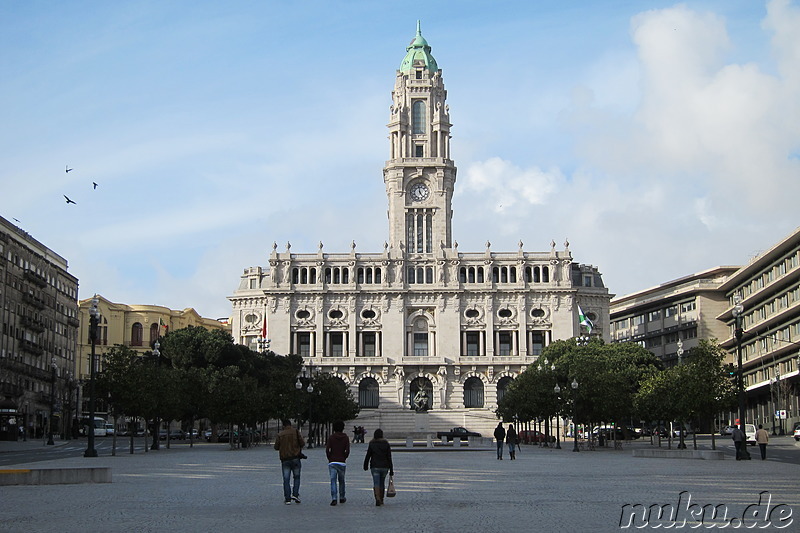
[676,340,686,449]
[571,378,579,452]
[553,383,561,449]
[84,296,99,458]
[732,294,751,460]
[151,340,161,451]
[295,365,316,447]
[47,357,56,445]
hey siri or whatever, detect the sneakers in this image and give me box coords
[284,500,292,505]
[339,498,346,504]
[330,500,337,506]
[291,496,301,504]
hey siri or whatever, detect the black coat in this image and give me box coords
[364,438,393,474]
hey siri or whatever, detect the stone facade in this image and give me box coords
[75,295,230,420]
[229,24,611,437]
[0,215,79,441]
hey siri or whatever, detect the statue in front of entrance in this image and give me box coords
[413,388,429,412]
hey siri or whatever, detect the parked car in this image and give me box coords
[518,430,555,444]
[720,425,737,436]
[436,427,481,441]
[159,429,186,441]
[793,422,800,442]
[104,424,115,436]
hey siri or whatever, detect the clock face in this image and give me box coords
[409,183,429,202]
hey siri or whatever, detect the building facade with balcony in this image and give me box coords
[228,24,611,438]
[611,228,800,434]
[717,227,800,435]
[609,267,737,367]
[0,215,79,441]
[76,294,230,420]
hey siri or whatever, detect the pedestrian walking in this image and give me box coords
[493,422,506,460]
[274,419,305,504]
[363,428,394,506]
[326,420,350,506]
[755,424,769,460]
[506,424,517,460]
[731,425,745,460]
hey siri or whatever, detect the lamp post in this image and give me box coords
[295,363,316,448]
[676,341,686,449]
[47,357,56,445]
[553,383,561,449]
[84,296,99,457]
[150,340,161,451]
[732,294,751,460]
[571,378,579,452]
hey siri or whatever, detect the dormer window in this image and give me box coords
[416,69,423,80]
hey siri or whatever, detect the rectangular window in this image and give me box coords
[465,332,480,356]
[530,332,545,356]
[633,315,645,326]
[648,310,661,322]
[362,332,376,357]
[297,332,311,357]
[329,332,344,357]
[415,145,424,157]
[413,333,428,356]
[497,332,512,356]
[665,306,677,317]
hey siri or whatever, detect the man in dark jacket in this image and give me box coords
[326,420,350,506]
[494,422,506,460]
[274,419,305,504]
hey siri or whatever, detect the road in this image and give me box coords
[0,436,209,466]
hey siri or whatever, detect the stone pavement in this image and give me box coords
[1,438,799,533]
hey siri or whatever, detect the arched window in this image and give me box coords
[542,266,549,282]
[149,323,159,343]
[459,267,467,283]
[131,322,143,347]
[497,376,514,403]
[412,100,426,134]
[375,267,381,283]
[292,268,299,284]
[359,377,380,409]
[477,267,484,283]
[463,377,484,408]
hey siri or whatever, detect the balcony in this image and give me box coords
[67,316,80,328]
[20,315,46,333]
[23,269,48,288]
[20,339,44,356]
[22,292,46,310]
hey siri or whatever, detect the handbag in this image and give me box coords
[386,475,396,497]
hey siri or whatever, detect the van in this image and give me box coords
[743,424,756,446]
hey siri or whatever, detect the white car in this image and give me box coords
[793,427,800,442]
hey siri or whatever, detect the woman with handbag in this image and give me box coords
[363,428,394,506]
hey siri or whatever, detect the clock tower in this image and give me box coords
[385,22,456,256]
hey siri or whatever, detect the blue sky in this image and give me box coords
[2,1,798,319]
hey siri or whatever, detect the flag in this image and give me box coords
[578,305,593,333]
[159,318,168,334]
[261,317,267,339]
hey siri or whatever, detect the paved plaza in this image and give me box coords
[1,438,799,532]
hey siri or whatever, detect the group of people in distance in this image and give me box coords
[493,422,518,460]
[274,419,393,507]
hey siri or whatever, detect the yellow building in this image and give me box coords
[76,295,230,419]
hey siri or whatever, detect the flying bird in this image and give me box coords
[64,195,76,205]
[65,165,73,173]
[93,182,98,189]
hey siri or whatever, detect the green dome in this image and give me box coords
[399,21,438,73]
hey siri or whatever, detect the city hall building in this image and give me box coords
[229,24,611,437]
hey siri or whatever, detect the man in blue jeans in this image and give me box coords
[493,422,506,460]
[274,419,305,504]
[325,420,350,506]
